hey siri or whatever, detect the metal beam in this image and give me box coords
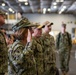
[3,0,16,12]
[15,0,24,12]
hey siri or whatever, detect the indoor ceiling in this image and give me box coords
[0,0,76,15]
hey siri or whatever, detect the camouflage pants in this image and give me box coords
[44,63,56,75]
[59,50,70,72]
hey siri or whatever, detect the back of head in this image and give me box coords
[61,23,66,28]
[14,28,28,40]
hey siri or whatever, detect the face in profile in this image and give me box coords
[44,25,52,33]
[62,26,66,32]
[36,28,42,37]
[0,15,5,26]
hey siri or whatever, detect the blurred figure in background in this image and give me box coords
[0,10,8,75]
[56,24,72,75]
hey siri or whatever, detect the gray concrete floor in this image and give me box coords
[56,45,76,75]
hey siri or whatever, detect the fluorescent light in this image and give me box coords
[8,8,13,12]
[12,11,15,13]
[43,11,46,14]
[48,8,51,11]
[25,2,28,5]
[2,3,5,6]
[56,0,60,2]
[6,12,8,15]
[56,0,64,2]
[60,0,64,2]
[53,2,57,5]
[43,8,46,11]
[43,8,46,14]
[54,6,57,9]
[63,6,66,9]
[59,11,62,14]
[61,8,65,12]
[58,6,66,14]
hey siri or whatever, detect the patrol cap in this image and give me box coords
[0,10,6,16]
[12,17,36,31]
[33,23,44,29]
[43,21,53,27]
[62,24,66,28]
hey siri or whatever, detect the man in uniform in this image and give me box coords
[31,23,44,75]
[8,18,37,75]
[0,10,8,75]
[41,21,57,75]
[56,24,72,75]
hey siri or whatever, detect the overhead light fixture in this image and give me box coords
[2,3,5,6]
[60,0,64,2]
[12,11,15,13]
[43,8,46,14]
[25,2,28,5]
[63,6,66,9]
[6,12,8,15]
[8,8,15,13]
[54,6,57,9]
[59,6,66,14]
[48,8,51,12]
[8,8,13,12]
[53,2,57,5]
[56,0,64,2]
[59,11,62,14]
[56,0,60,2]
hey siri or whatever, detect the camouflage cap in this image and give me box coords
[0,10,6,16]
[43,21,53,26]
[12,17,36,31]
[62,24,66,28]
[33,23,44,29]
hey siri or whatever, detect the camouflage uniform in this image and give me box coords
[31,37,44,75]
[8,18,37,75]
[41,33,56,75]
[0,11,8,74]
[56,32,72,72]
[8,40,36,75]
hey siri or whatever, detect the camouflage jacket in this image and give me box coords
[8,40,36,75]
[41,33,56,75]
[56,32,72,51]
[0,30,8,73]
[41,33,56,64]
[30,37,44,75]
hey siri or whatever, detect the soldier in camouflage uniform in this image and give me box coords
[0,10,8,75]
[56,24,72,75]
[8,18,37,75]
[31,23,44,75]
[41,21,57,75]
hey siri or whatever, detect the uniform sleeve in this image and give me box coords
[0,33,8,72]
[55,34,59,50]
[0,33,7,51]
[9,42,36,74]
[23,44,36,72]
[69,34,72,50]
[51,36,56,51]
[9,46,24,66]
